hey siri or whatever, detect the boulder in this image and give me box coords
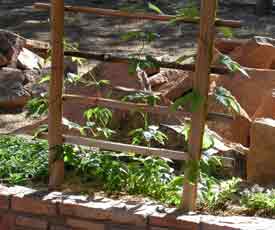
[252,89,275,120]
[17,48,44,70]
[247,118,275,185]
[0,68,30,108]
[0,30,25,67]
[229,36,275,69]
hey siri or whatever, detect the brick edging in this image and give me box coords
[0,184,274,230]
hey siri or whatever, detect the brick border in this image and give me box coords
[0,185,274,230]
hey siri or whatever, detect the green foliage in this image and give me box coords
[84,107,112,127]
[129,125,168,147]
[26,94,48,118]
[214,86,241,114]
[218,27,234,38]
[199,177,241,211]
[128,55,159,75]
[171,90,203,112]
[0,136,48,185]
[148,2,164,14]
[0,135,182,205]
[170,2,199,24]
[241,186,275,214]
[219,54,249,77]
[122,91,160,106]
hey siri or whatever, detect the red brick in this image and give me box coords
[66,218,105,230]
[12,196,57,216]
[0,213,15,230]
[16,216,48,230]
[149,213,200,230]
[0,194,9,210]
[60,203,111,221]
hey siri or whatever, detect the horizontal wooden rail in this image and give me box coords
[33,2,242,28]
[64,51,230,75]
[63,94,234,123]
[37,133,234,167]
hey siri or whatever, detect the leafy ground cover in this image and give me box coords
[0,135,274,218]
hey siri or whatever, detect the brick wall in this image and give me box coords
[0,184,274,230]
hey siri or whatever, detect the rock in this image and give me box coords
[229,36,275,69]
[150,69,192,101]
[247,118,275,185]
[17,48,44,70]
[0,30,25,67]
[0,67,30,108]
[252,89,275,120]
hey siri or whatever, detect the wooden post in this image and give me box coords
[182,0,217,211]
[48,0,64,190]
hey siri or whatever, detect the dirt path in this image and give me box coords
[1,0,275,133]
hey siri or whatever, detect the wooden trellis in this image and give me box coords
[34,0,241,211]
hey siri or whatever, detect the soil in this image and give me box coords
[1,0,275,133]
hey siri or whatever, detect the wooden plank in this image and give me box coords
[182,0,217,211]
[33,2,242,28]
[62,94,234,123]
[36,133,235,168]
[48,0,65,190]
[64,51,230,75]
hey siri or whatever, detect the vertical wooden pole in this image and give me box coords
[48,0,64,190]
[182,0,217,211]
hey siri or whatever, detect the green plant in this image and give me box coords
[84,107,112,127]
[129,125,168,147]
[214,86,241,114]
[199,177,241,211]
[219,54,249,77]
[122,91,160,106]
[26,93,48,118]
[171,90,203,113]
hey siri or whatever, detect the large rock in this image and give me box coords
[229,36,275,69]
[0,67,30,108]
[247,118,275,185]
[0,30,25,67]
[253,89,275,120]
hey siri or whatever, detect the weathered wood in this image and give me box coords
[33,2,242,28]
[64,51,230,75]
[48,0,65,190]
[62,94,234,123]
[37,133,235,168]
[182,0,217,211]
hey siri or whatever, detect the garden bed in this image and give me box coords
[0,135,274,221]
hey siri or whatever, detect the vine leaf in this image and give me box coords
[148,2,164,14]
[214,86,241,114]
[171,90,203,112]
[219,54,249,78]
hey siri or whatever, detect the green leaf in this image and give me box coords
[219,27,234,38]
[148,2,164,14]
[219,54,249,78]
[171,91,203,112]
[39,74,50,84]
[214,86,241,114]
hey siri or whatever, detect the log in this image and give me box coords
[182,0,217,211]
[62,94,234,123]
[64,51,230,75]
[33,2,242,28]
[48,0,65,190]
